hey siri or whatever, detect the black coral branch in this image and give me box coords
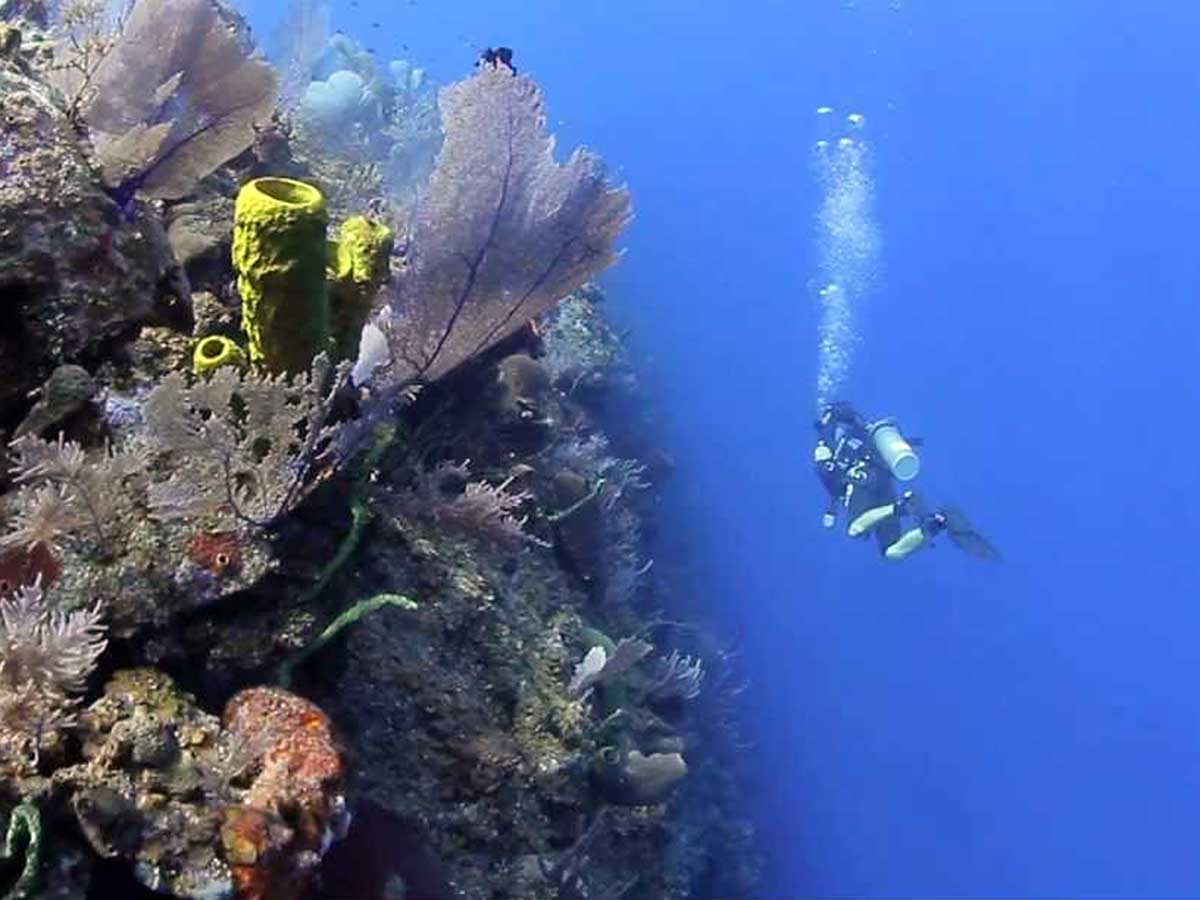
[381,65,632,384]
[79,0,276,204]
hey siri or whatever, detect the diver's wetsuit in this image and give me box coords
[814,402,1000,562]
[812,404,903,556]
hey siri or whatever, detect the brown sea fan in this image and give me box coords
[379,64,633,385]
[77,0,276,203]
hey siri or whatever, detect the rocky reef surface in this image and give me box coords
[0,7,760,899]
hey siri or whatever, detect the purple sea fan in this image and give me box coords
[379,64,633,385]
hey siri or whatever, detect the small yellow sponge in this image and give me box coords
[193,335,247,376]
[328,215,393,359]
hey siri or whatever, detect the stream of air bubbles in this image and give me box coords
[812,109,880,411]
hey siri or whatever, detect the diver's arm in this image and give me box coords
[813,454,846,527]
[816,402,866,448]
[823,401,864,430]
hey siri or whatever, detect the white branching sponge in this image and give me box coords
[568,637,652,697]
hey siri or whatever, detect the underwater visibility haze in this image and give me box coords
[0,0,1198,897]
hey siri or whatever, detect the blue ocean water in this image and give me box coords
[248,1,1200,895]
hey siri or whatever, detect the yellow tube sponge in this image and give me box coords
[233,177,331,373]
[193,335,248,376]
[328,215,393,359]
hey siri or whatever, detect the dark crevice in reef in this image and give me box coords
[315,801,462,900]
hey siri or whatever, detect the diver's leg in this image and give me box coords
[883,511,944,561]
[847,477,897,537]
[848,503,895,536]
[873,512,904,557]
[848,488,912,537]
[884,528,926,560]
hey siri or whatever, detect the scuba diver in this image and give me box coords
[813,402,1000,562]
[478,46,517,74]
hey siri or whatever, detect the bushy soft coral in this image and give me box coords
[0,582,106,770]
[2,434,146,557]
[393,460,534,550]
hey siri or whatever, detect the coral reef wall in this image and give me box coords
[0,8,759,899]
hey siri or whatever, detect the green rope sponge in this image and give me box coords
[1,801,41,900]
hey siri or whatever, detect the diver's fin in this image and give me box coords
[848,503,894,537]
[942,506,1002,562]
[884,527,926,561]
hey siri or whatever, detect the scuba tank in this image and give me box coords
[867,418,920,481]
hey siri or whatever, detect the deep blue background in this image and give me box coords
[247,1,1200,895]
